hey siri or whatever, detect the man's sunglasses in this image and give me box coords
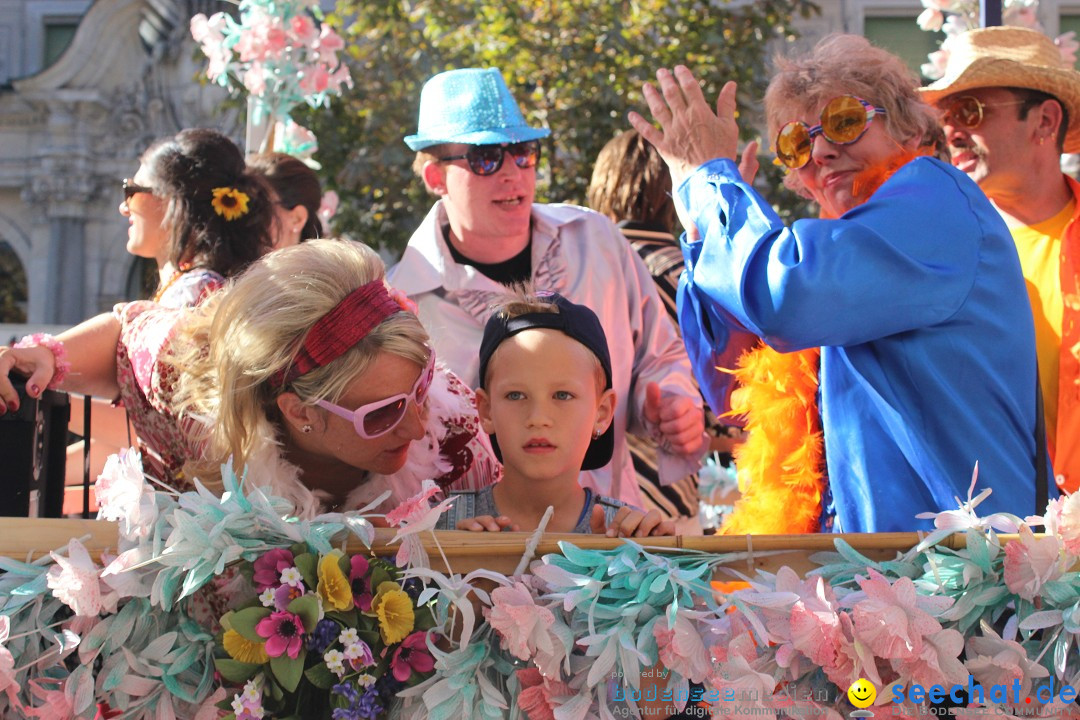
[122,179,154,202]
[314,352,436,439]
[940,95,1028,131]
[775,95,887,170]
[437,140,541,176]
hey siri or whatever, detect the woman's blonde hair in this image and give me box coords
[172,239,430,483]
[764,34,941,195]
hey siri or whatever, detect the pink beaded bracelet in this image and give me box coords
[13,333,71,390]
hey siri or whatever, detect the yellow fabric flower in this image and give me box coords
[372,581,414,645]
[210,187,250,221]
[223,629,269,665]
[317,552,353,611]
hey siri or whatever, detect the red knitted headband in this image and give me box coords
[272,280,403,387]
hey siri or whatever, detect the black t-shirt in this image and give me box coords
[442,222,532,286]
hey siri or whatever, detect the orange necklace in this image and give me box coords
[152,262,193,303]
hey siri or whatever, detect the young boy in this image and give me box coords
[437,292,675,537]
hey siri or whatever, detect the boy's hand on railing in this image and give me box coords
[0,344,57,415]
[593,505,677,538]
[456,515,520,533]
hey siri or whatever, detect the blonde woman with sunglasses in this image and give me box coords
[629,34,1053,534]
[0,240,499,515]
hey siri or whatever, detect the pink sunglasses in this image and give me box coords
[314,353,436,439]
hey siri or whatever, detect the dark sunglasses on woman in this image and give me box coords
[437,140,542,176]
[122,178,154,202]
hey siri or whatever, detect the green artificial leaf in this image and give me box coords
[370,564,392,591]
[231,606,272,644]
[271,649,307,693]
[294,553,318,590]
[288,594,322,633]
[216,658,262,684]
[305,662,337,690]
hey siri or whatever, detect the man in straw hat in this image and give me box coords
[922,26,1080,492]
[388,67,706,512]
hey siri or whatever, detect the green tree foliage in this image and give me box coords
[0,242,27,323]
[296,0,819,256]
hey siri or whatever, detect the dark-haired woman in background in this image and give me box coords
[247,152,324,249]
[123,128,274,308]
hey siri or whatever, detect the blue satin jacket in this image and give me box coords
[677,157,1051,532]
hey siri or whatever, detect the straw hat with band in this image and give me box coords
[920,26,1080,153]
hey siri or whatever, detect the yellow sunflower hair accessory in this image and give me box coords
[211,187,250,221]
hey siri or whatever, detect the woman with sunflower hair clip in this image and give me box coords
[122,127,275,308]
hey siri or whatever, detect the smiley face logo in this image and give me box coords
[847,678,876,709]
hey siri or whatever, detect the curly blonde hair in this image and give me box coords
[765,34,941,195]
[172,239,430,483]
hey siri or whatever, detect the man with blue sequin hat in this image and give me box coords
[388,67,707,513]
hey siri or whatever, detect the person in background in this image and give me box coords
[921,26,1080,493]
[123,128,273,308]
[248,151,325,249]
[389,67,705,510]
[586,129,753,532]
[629,35,1050,533]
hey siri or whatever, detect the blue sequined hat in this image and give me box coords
[404,67,551,151]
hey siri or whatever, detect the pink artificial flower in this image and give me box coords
[318,190,339,228]
[243,63,267,97]
[516,667,573,720]
[95,449,157,540]
[349,555,373,611]
[387,285,418,315]
[0,616,14,697]
[708,641,779,720]
[917,8,945,31]
[1034,493,1080,556]
[390,631,435,682]
[386,479,442,526]
[1057,32,1080,67]
[486,582,556,661]
[264,22,288,57]
[786,575,844,674]
[299,65,330,95]
[822,613,880,690]
[23,677,74,718]
[851,569,942,662]
[965,627,1049,699]
[1003,525,1062,600]
[47,539,118,617]
[654,611,712,683]
[290,15,318,46]
[252,548,294,591]
[328,63,353,92]
[891,627,967,690]
[256,611,305,659]
[387,479,456,566]
[315,24,344,53]
[206,50,231,82]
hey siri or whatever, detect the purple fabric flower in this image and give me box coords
[307,618,339,654]
[356,686,383,720]
[252,548,294,591]
[256,610,305,659]
[274,581,305,611]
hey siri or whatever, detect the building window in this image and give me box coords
[863,15,944,82]
[43,21,78,68]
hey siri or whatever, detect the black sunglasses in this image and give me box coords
[437,140,541,176]
[122,178,154,202]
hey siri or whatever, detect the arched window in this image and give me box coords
[0,242,27,323]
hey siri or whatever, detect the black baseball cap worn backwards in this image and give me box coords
[478,291,614,471]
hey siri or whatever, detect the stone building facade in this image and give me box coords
[0,0,234,325]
